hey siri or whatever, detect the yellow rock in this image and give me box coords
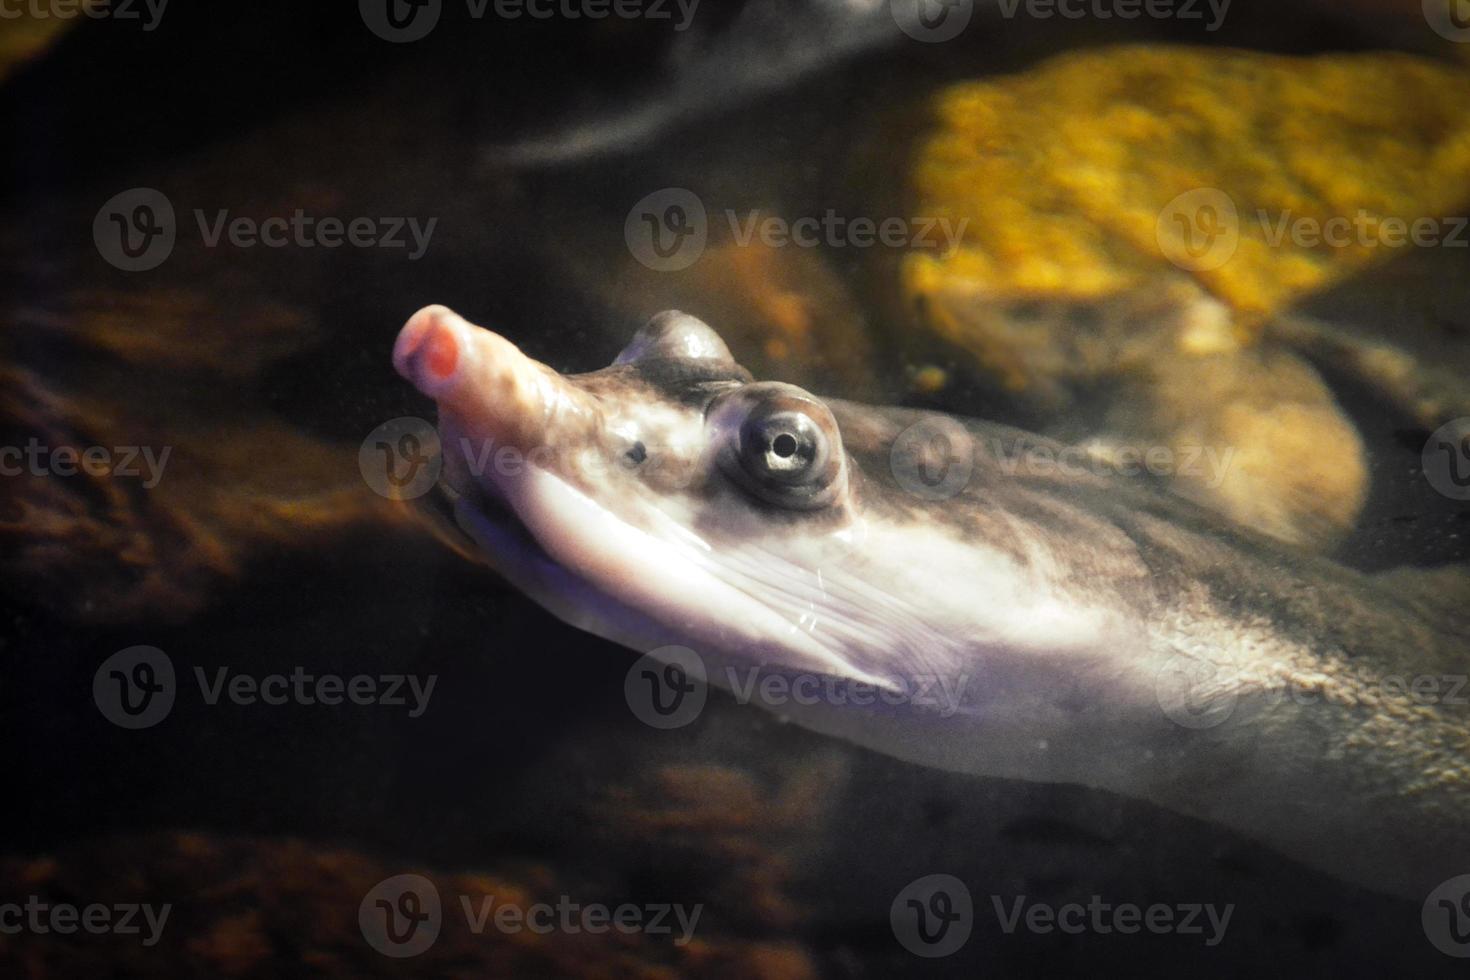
[898,46,1470,550]
[905,46,1470,335]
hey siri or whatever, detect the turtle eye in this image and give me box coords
[740,411,826,485]
[707,383,846,510]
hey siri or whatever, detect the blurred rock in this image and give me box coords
[0,287,411,622]
[906,47,1470,327]
[0,832,817,979]
[900,46,1470,549]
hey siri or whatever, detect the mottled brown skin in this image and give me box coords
[811,399,1470,899]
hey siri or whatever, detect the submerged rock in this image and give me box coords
[901,46,1470,549]
[0,286,410,621]
[0,832,817,978]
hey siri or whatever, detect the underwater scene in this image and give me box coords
[3,0,1470,976]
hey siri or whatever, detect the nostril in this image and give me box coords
[424,323,460,381]
[394,305,465,390]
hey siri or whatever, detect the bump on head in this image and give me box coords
[615,311,736,367]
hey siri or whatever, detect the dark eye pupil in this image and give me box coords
[712,390,843,510]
